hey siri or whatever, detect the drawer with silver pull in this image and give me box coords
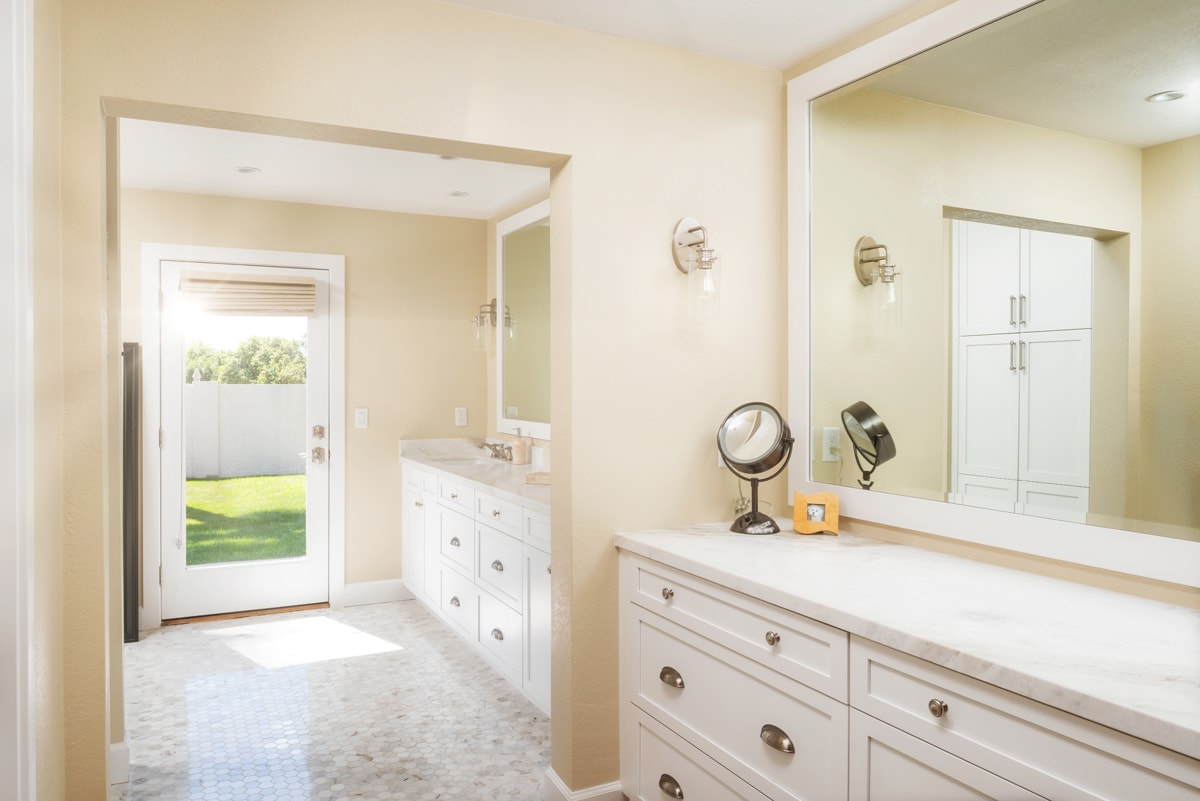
[633,609,848,801]
[476,523,522,611]
[477,591,522,681]
[850,636,1200,801]
[625,707,770,801]
[438,566,477,639]
[438,477,474,515]
[475,491,522,537]
[439,508,475,574]
[627,555,847,702]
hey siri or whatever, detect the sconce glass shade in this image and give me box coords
[840,400,896,490]
[855,235,902,327]
[470,316,487,352]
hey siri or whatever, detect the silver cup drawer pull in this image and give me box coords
[449,596,460,608]
[658,665,685,690]
[928,698,949,718]
[449,536,460,547]
[491,559,504,573]
[658,773,683,799]
[760,723,795,755]
[491,628,504,641]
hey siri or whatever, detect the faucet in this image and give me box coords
[483,441,512,461]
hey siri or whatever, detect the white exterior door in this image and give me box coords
[158,260,331,619]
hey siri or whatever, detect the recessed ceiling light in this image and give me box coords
[1145,90,1185,103]
[449,190,470,197]
[235,165,262,174]
[439,155,459,161]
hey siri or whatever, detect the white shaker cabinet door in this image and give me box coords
[1022,230,1092,333]
[955,220,1022,336]
[1018,329,1091,487]
[523,544,551,715]
[955,334,1021,481]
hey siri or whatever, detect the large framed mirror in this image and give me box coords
[497,199,551,440]
[787,0,1199,587]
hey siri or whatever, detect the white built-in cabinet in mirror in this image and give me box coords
[496,200,550,440]
[786,0,1200,587]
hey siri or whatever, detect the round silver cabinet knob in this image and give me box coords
[661,587,675,601]
[765,631,782,646]
[928,698,949,718]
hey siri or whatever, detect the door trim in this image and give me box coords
[140,243,346,629]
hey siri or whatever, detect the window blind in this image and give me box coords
[178,271,317,315]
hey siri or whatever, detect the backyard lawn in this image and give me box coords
[185,474,306,565]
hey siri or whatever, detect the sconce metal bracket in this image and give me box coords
[855,235,888,286]
[673,216,707,274]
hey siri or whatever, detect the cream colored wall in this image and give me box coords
[33,0,67,796]
[119,189,489,585]
[809,89,1140,502]
[60,1,784,797]
[1139,136,1200,528]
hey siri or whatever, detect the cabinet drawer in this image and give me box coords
[402,466,435,492]
[476,524,522,610]
[633,610,848,801]
[476,491,522,537]
[627,708,770,801]
[438,566,477,639]
[523,508,551,551]
[627,555,848,701]
[478,592,522,680]
[850,637,1200,800]
[438,477,474,515]
[439,508,475,574]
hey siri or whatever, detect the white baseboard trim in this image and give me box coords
[340,578,413,607]
[109,736,130,785]
[543,768,623,801]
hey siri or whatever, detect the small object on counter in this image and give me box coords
[512,437,529,465]
[793,491,839,535]
[524,471,551,485]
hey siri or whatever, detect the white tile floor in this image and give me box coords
[112,600,550,800]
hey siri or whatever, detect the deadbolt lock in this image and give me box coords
[312,424,326,439]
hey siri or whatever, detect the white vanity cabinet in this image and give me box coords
[617,547,1200,801]
[400,460,551,716]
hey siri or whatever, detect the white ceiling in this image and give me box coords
[120,0,1199,215]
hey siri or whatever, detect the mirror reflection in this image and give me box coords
[498,201,551,436]
[808,0,1199,542]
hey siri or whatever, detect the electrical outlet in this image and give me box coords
[821,427,841,462]
[354,408,369,429]
[454,407,468,427]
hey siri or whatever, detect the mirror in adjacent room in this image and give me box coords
[497,200,551,440]
[790,0,1199,583]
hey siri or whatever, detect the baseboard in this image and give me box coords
[340,578,413,607]
[109,736,130,785]
[543,767,624,801]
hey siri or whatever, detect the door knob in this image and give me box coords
[311,446,326,464]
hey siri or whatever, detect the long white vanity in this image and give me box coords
[400,439,551,715]
[616,524,1200,800]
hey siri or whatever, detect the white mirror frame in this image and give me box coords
[496,199,551,441]
[785,0,1199,588]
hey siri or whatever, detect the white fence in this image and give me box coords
[185,382,306,479]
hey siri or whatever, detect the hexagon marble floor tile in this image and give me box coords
[110,600,549,800]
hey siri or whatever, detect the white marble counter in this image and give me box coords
[615,523,1200,760]
[399,438,551,514]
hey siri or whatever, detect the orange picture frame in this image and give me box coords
[793,491,839,535]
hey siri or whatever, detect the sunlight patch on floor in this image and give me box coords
[206,615,401,668]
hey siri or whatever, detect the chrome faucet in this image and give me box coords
[483,442,513,461]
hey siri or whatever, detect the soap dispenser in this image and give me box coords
[511,431,529,465]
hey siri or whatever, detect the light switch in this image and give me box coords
[354,408,369,429]
[454,407,468,427]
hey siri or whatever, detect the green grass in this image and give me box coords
[186,474,306,565]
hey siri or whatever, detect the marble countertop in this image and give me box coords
[615,523,1200,760]
[399,438,551,514]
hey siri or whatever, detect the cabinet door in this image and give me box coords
[523,545,551,715]
[401,487,426,599]
[849,710,1046,801]
[955,334,1020,480]
[955,220,1021,336]
[1022,230,1092,332]
[1018,330,1090,487]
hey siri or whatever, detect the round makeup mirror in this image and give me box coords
[840,400,896,490]
[717,402,794,534]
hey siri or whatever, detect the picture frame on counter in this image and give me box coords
[794,491,839,535]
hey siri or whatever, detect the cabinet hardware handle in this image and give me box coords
[492,509,502,518]
[449,595,460,607]
[1009,341,1017,372]
[491,560,504,573]
[765,630,781,646]
[1009,295,1017,326]
[928,698,949,718]
[658,774,684,799]
[661,587,675,601]
[760,723,795,755]
[491,628,504,641]
[450,536,460,547]
[1019,340,1026,371]
[546,565,552,574]
[450,491,458,500]
[415,500,424,508]
[659,666,685,689]
[1019,294,1027,325]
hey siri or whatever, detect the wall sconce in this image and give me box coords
[854,236,903,326]
[471,298,515,353]
[673,217,721,320]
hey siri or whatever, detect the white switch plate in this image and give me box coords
[454,407,468,427]
[821,427,840,462]
[354,408,369,429]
